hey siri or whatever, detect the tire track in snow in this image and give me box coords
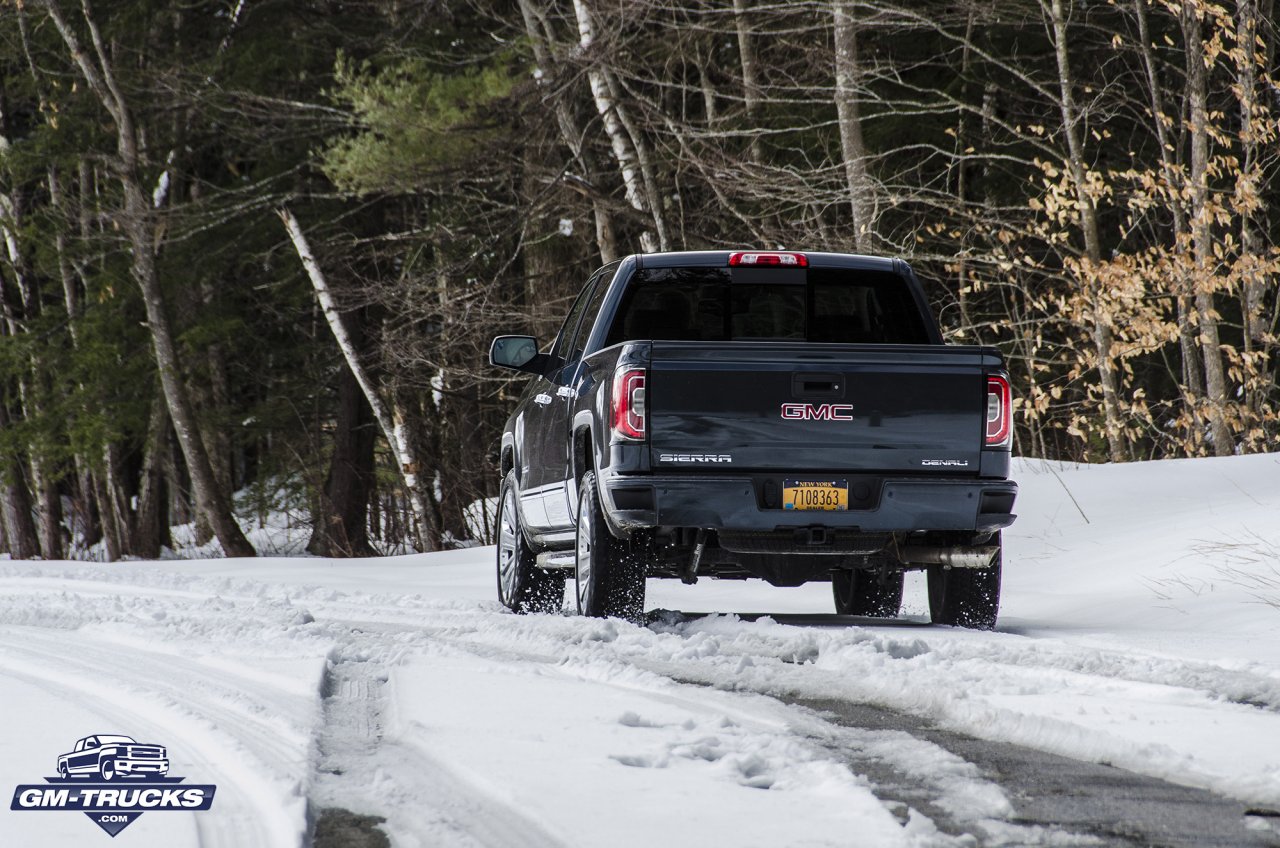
[301,585,1280,716]
[303,612,1018,845]
[350,609,1279,846]
[308,652,567,848]
[307,599,1280,810]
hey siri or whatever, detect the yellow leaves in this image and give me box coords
[1034,158,1061,179]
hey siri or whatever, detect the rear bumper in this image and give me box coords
[600,472,1016,534]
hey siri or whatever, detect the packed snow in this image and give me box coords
[2,453,1280,847]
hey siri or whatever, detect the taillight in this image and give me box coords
[986,375,1012,447]
[728,251,808,267]
[612,368,646,441]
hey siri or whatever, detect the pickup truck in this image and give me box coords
[489,251,1017,628]
[57,735,170,780]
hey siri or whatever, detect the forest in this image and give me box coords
[0,0,1275,559]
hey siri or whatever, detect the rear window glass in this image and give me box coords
[604,266,930,346]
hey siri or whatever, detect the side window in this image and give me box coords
[565,267,614,361]
[550,276,599,363]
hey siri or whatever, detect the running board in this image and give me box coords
[535,550,576,570]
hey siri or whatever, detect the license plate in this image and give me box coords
[783,479,848,511]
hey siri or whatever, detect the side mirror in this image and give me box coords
[489,335,546,374]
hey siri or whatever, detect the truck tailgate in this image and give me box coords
[647,342,998,473]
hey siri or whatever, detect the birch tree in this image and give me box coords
[832,0,875,252]
[280,208,442,551]
[572,0,670,252]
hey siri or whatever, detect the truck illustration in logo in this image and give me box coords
[13,734,212,837]
[56,735,170,781]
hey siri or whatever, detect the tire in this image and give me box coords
[927,533,1002,629]
[575,472,645,623]
[58,763,68,778]
[832,568,903,617]
[100,759,116,781]
[496,471,564,614]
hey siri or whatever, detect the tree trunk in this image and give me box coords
[103,442,137,557]
[732,0,765,166]
[832,0,874,252]
[1046,0,1126,462]
[131,212,254,554]
[954,5,977,335]
[307,320,377,558]
[1235,0,1267,423]
[133,399,171,559]
[192,281,234,547]
[1182,0,1234,457]
[48,164,105,554]
[0,197,64,558]
[1132,0,1203,443]
[0,403,40,559]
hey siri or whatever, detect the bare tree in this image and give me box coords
[1043,0,1127,462]
[1181,0,1234,457]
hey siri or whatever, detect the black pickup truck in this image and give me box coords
[489,251,1016,628]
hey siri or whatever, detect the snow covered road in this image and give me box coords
[3,454,1280,847]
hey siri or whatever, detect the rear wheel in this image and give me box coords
[832,568,903,617]
[927,533,1002,629]
[496,471,564,614]
[575,472,645,623]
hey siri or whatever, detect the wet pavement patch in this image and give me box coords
[313,808,390,848]
[793,696,1280,848]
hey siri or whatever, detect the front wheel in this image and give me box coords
[927,533,1002,629]
[832,568,903,617]
[575,472,645,623]
[496,471,564,614]
[100,759,117,781]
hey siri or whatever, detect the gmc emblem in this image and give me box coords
[780,403,854,421]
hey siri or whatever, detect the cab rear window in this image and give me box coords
[604,267,930,346]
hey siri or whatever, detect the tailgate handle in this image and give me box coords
[791,372,844,399]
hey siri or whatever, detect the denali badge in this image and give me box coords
[780,403,854,421]
[659,453,733,463]
[921,459,970,467]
